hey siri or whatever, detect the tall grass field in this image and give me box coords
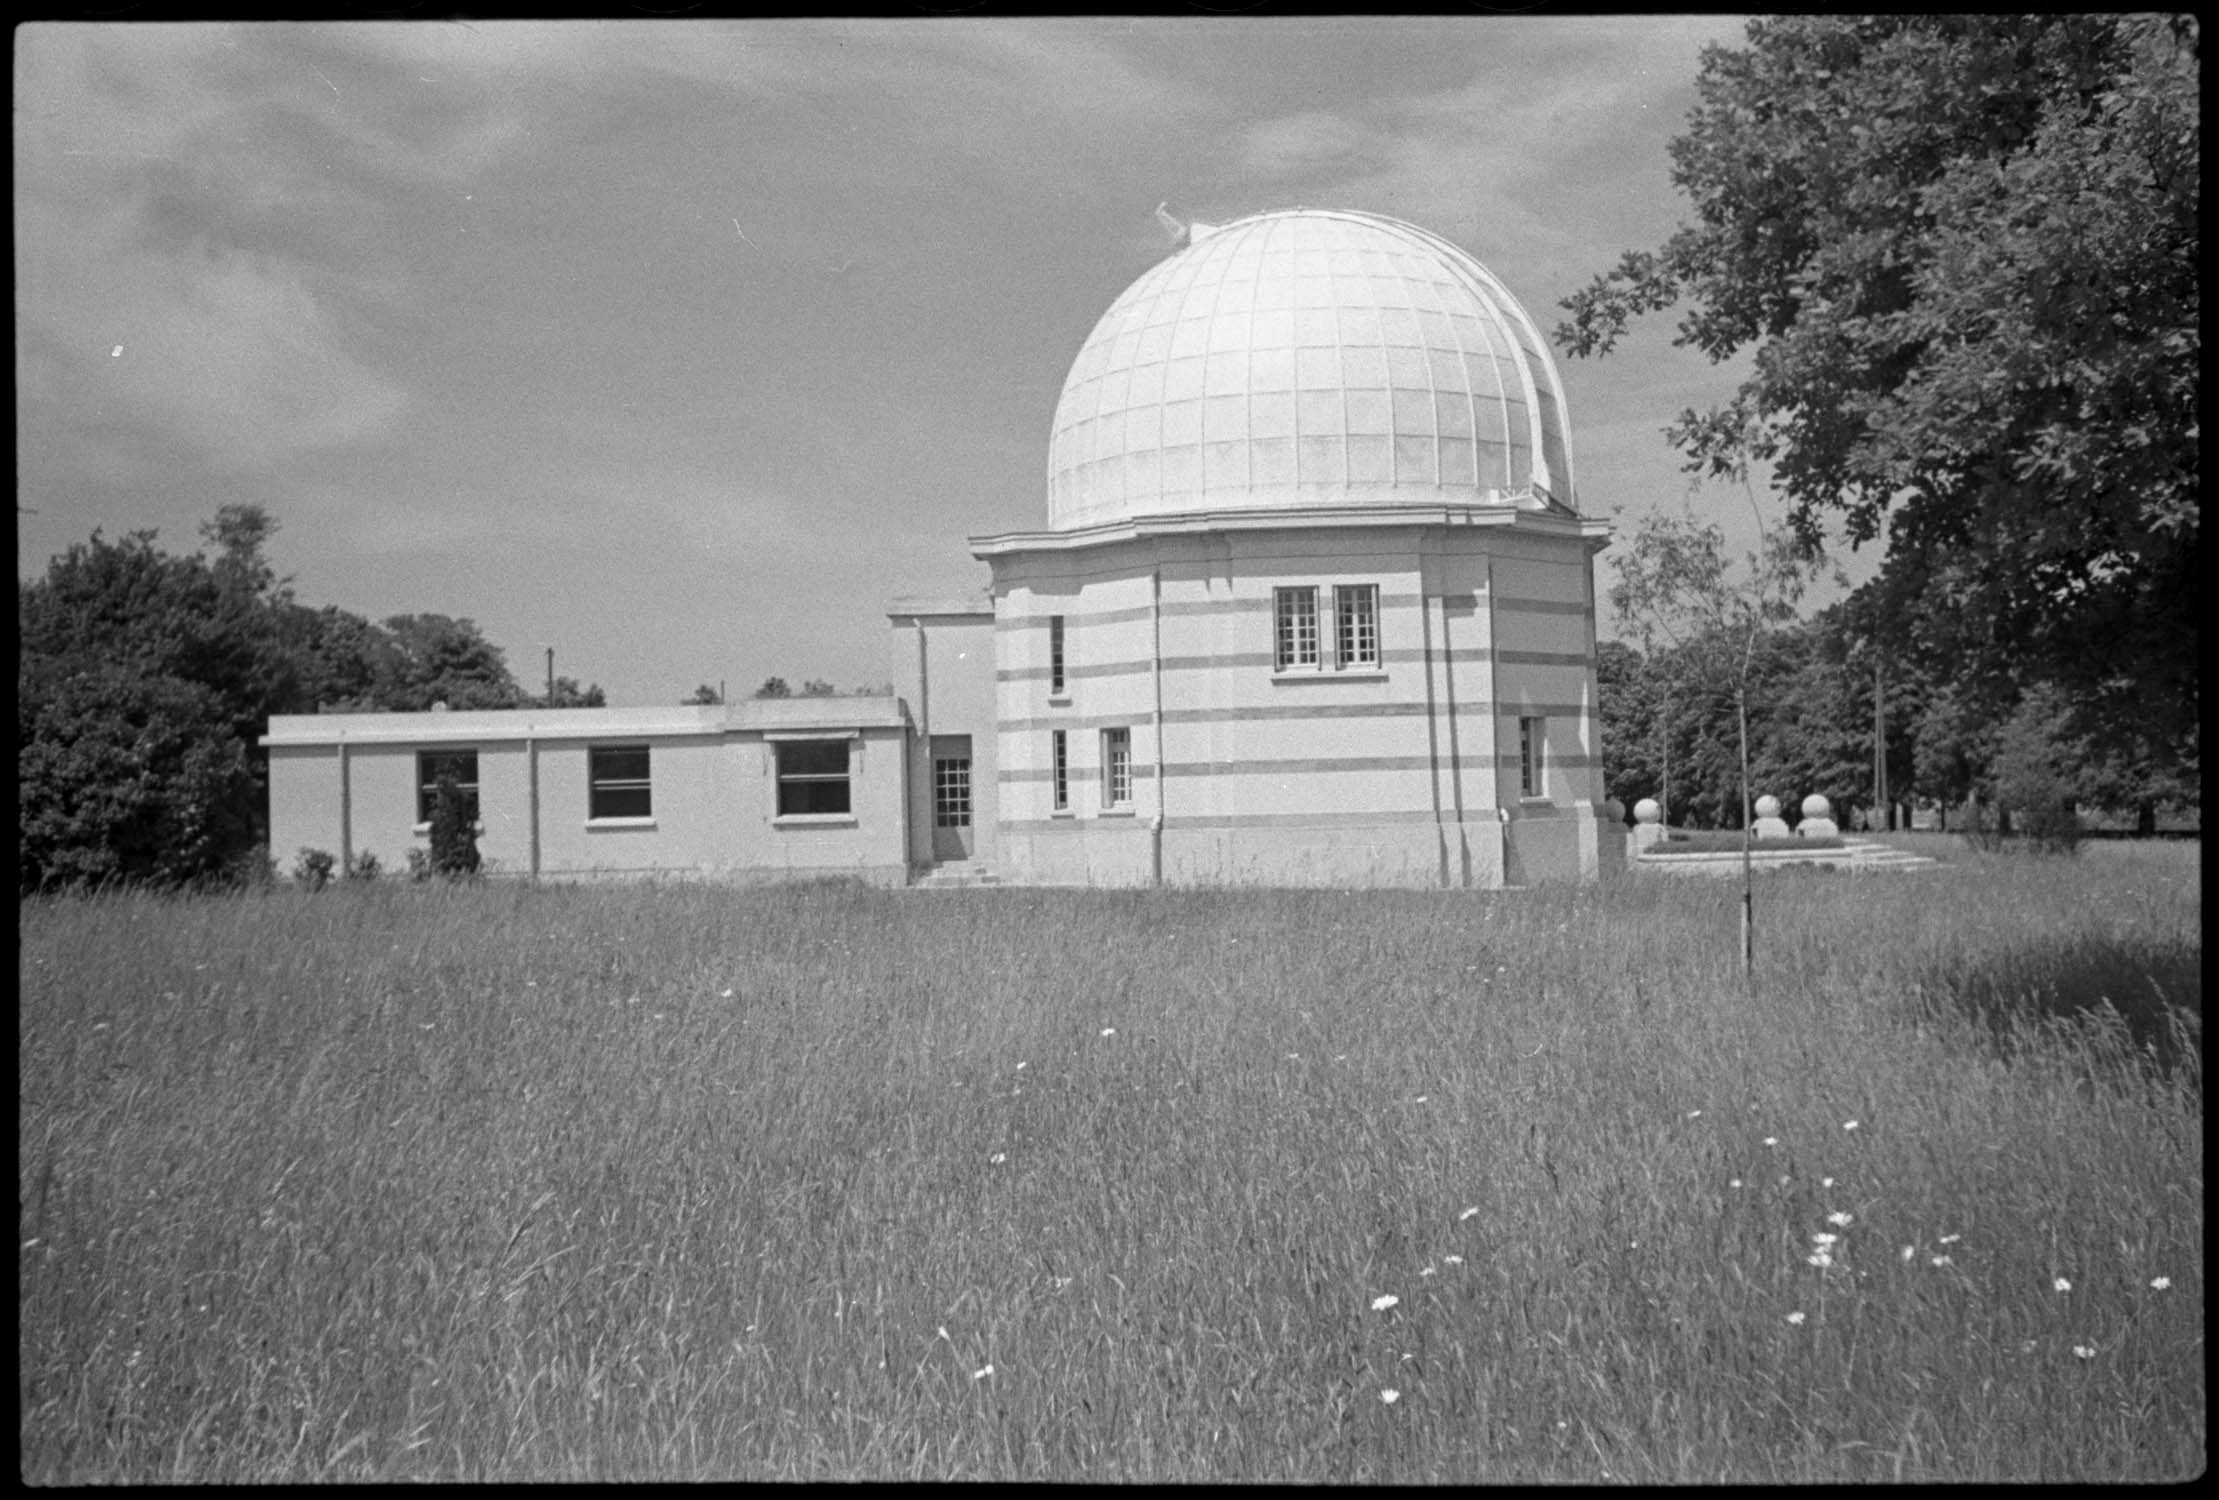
[20,842,2202,1480]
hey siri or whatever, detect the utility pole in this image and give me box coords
[545,645,555,706]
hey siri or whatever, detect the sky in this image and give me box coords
[16,16,1863,707]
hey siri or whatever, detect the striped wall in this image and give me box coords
[978,519,1611,886]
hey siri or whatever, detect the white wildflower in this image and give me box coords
[1371,1294,1399,1312]
[1827,1211,1853,1227]
[1380,1388,1401,1405]
[973,1365,993,1380]
[2150,1276,2172,1290]
[1785,1311,1806,1326]
[2054,1277,2072,1293]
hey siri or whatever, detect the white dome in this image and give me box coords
[1046,209,1577,532]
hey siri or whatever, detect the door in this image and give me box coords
[931,735,973,861]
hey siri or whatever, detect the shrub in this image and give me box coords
[291,846,336,891]
[405,847,432,883]
[428,772,480,880]
[345,849,380,882]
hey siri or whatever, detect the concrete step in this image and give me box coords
[912,862,1001,889]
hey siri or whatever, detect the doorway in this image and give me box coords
[931,735,973,861]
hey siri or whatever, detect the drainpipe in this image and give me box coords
[338,735,352,876]
[1150,568,1165,887]
[527,730,540,881]
[913,617,930,872]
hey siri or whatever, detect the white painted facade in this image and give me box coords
[262,209,1619,887]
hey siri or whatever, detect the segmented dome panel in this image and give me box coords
[1046,210,1576,532]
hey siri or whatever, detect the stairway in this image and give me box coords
[1840,837,1940,872]
[911,861,1002,889]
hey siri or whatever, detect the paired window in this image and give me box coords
[589,745,653,819]
[1051,729,1070,811]
[416,750,480,826]
[775,740,852,816]
[1049,615,1067,696]
[1519,716,1546,799]
[1275,584,1380,671]
[1101,727,1132,808]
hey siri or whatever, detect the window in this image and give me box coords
[1051,729,1069,811]
[1335,584,1380,668]
[416,750,480,825]
[1274,586,1319,670]
[1519,716,1545,799]
[1102,727,1132,807]
[589,745,652,819]
[934,755,971,829]
[776,740,851,816]
[1049,614,1067,695]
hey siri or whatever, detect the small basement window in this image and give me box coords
[1049,614,1067,695]
[416,749,480,825]
[589,745,653,820]
[1051,728,1069,811]
[776,740,851,816]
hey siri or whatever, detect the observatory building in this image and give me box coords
[264,208,1618,888]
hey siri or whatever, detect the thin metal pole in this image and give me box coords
[1738,685,1754,982]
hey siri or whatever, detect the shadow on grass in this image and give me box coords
[1914,931,2202,1091]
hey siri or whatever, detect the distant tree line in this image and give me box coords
[19,506,606,891]
[1597,580,2199,837]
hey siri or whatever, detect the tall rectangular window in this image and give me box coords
[775,740,851,816]
[934,756,971,828]
[1519,716,1545,798]
[589,745,653,819]
[1274,586,1319,670]
[1102,727,1131,808]
[416,750,480,825]
[1051,729,1069,811]
[1049,614,1067,695]
[1335,584,1380,668]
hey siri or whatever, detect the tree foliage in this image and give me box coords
[427,771,482,879]
[1560,15,2198,758]
[19,656,258,890]
[19,509,552,889]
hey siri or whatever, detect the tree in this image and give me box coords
[1610,511,1817,975]
[1594,639,1657,813]
[19,657,258,889]
[371,614,523,712]
[1558,15,2198,775]
[1987,683,2085,852]
[755,677,793,699]
[681,684,725,705]
[532,676,606,709]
